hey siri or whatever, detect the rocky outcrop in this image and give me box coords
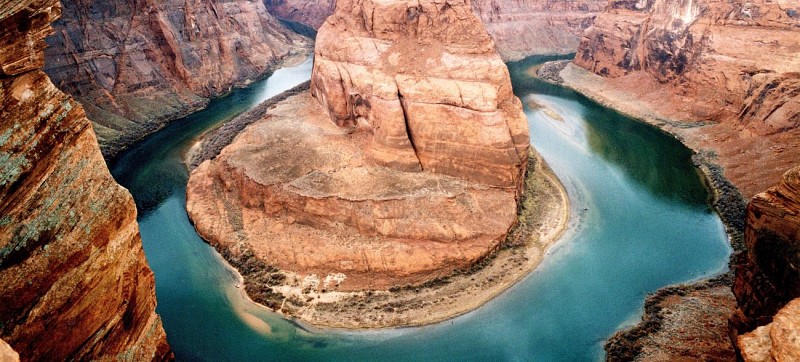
[573,0,800,198]
[0,0,170,360]
[263,0,605,60]
[0,339,19,362]
[738,297,800,362]
[188,0,532,292]
[44,0,310,158]
[470,0,606,60]
[311,0,529,189]
[732,166,800,352]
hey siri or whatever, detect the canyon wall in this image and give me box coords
[44,0,310,158]
[263,0,605,60]
[0,0,170,360]
[733,165,800,359]
[572,0,800,198]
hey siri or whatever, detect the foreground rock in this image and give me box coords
[0,0,170,360]
[732,165,800,358]
[572,0,800,199]
[186,0,569,327]
[44,0,310,158]
[263,0,605,61]
[738,298,800,362]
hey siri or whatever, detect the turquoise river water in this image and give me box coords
[109,56,731,361]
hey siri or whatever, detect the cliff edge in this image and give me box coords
[0,0,170,360]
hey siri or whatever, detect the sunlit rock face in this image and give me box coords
[573,0,800,197]
[43,0,309,158]
[732,165,800,359]
[187,0,532,291]
[0,0,170,360]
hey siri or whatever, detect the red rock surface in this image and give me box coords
[263,0,605,60]
[311,0,529,189]
[732,166,800,354]
[739,298,800,362]
[43,0,310,158]
[0,0,170,360]
[188,0,531,291]
[573,0,800,198]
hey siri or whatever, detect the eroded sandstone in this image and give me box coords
[0,0,170,360]
[572,0,800,198]
[187,0,538,296]
[44,0,310,158]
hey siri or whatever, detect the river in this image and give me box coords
[109,55,731,361]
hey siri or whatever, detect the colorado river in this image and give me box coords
[110,55,731,361]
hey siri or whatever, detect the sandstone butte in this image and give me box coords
[43,0,311,159]
[187,0,534,295]
[0,0,170,360]
[569,0,800,199]
[263,0,606,61]
[734,165,800,361]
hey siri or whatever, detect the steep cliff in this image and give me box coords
[572,0,800,198]
[470,0,606,60]
[263,0,605,60]
[732,166,800,354]
[187,0,540,298]
[0,0,170,360]
[44,0,310,158]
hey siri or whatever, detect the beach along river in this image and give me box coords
[110,55,731,361]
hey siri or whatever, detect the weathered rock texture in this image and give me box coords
[311,0,529,188]
[732,165,800,356]
[188,0,531,291]
[573,0,800,198]
[0,0,170,360]
[470,0,606,60]
[738,297,800,362]
[263,0,605,60]
[44,0,310,158]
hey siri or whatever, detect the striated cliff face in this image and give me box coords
[0,0,170,360]
[188,0,532,292]
[44,0,310,158]
[470,0,606,60]
[732,165,800,357]
[263,0,605,60]
[573,0,800,198]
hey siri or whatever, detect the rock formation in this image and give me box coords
[738,297,800,362]
[43,0,310,158]
[0,0,170,360]
[0,339,18,362]
[732,165,800,357]
[263,0,605,61]
[187,0,531,292]
[572,0,800,198]
[470,0,606,60]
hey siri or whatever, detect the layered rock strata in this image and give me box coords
[470,0,606,60]
[44,0,310,158]
[263,0,605,60]
[0,0,170,360]
[188,0,531,292]
[732,165,800,358]
[572,0,800,198]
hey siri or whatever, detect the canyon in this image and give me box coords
[186,0,568,327]
[43,0,310,158]
[0,0,170,360]
[263,0,606,61]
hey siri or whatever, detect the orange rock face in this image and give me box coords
[44,0,310,157]
[573,0,800,198]
[732,166,800,352]
[188,0,531,291]
[311,0,529,189]
[739,298,800,362]
[0,0,170,360]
